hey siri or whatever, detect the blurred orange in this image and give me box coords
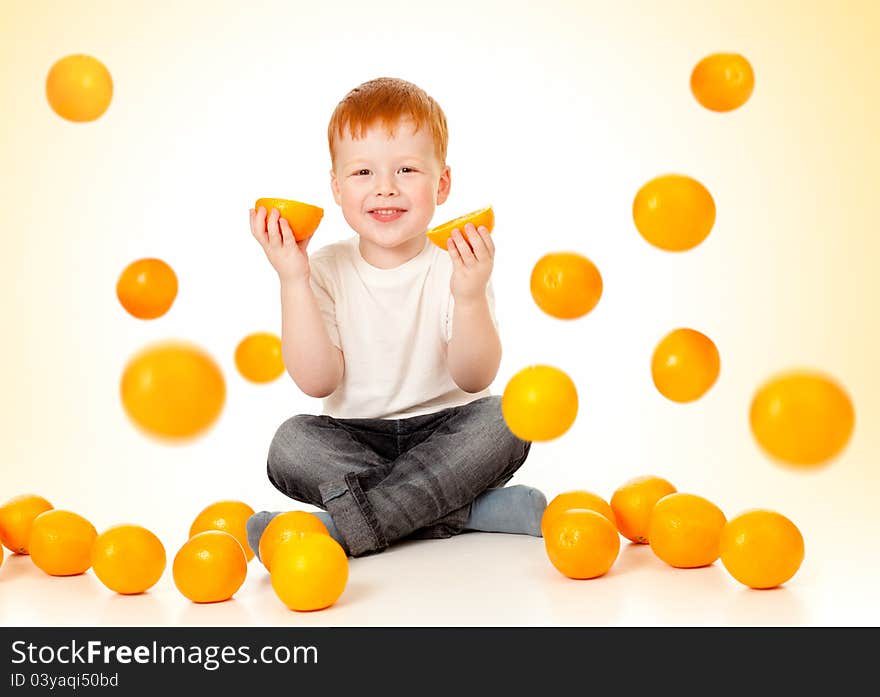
[690,53,755,112]
[0,494,53,554]
[544,509,620,580]
[651,328,720,403]
[29,510,97,576]
[173,531,247,603]
[92,524,167,595]
[46,54,113,122]
[750,370,854,467]
[259,511,330,571]
[530,252,603,320]
[633,174,715,252]
[501,365,578,442]
[610,475,677,544]
[255,198,324,241]
[189,500,256,562]
[271,533,349,611]
[541,490,616,538]
[235,333,284,384]
[120,341,226,441]
[426,207,494,249]
[648,493,727,568]
[116,258,178,320]
[720,510,804,589]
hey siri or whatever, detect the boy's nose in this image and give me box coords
[374,175,398,196]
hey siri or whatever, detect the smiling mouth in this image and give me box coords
[368,208,407,221]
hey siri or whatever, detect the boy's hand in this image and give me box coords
[249,206,312,285]
[447,223,494,304]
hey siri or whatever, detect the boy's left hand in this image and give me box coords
[447,223,494,303]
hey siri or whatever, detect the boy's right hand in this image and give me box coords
[249,206,313,285]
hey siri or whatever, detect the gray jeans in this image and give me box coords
[265,395,532,556]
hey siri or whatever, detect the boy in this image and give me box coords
[247,77,546,558]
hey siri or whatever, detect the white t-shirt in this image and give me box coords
[308,235,496,420]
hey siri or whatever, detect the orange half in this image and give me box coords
[426,206,494,249]
[255,197,324,242]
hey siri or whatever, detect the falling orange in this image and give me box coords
[690,53,755,112]
[426,207,494,250]
[46,54,113,122]
[120,341,226,441]
[651,328,720,403]
[501,365,578,442]
[750,370,854,467]
[633,174,716,252]
[255,198,324,241]
[530,252,603,320]
[235,333,284,383]
[116,258,178,320]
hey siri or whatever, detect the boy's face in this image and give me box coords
[330,119,450,256]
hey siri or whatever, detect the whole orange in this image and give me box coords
[271,533,349,611]
[92,524,167,595]
[544,509,620,580]
[501,365,578,442]
[120,341,226,441]
[530,252,603,320]
[29,510,98,576]
[234,333,284,384]
[633,174,715,252]
[720,510,804,589]
[651,328,721,403]
[189,500,256,562]
[648,493,727,568]
[426,206,494,250]
[690,53,755,112]
[116,258,178,320]
[255,198,324,241]
[541,490,617,538]
[46,54,113,122]
[258,511,330,571]
[609,475,677,544]
[749,370,854,467]
[173,530,247,603]
[0,493,54,554]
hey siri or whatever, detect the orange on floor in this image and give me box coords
[720,509,804,589]
[45,54,113,122]
[544,509,620,580]
[501,365,578,442]
[530,252,603,320]
[189,500,256,562]
[92,524,167,595]
[29,510,97,576]
[690,53,755,112]
[610,475,677,544]
[0,493,53,555]
[632,174,715,252]
[116,258,178,320]
[750,370,854,467]
[271,533,349,611]
[648,493,727,568]
[651,328,720,403]
[541,490,617,538]
[259,511,330,571]
[426,206,494,250]
[120,341,226,441]
[173,531,247,603]
[255,198,324,241]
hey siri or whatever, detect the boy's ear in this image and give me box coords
[436,165,451,205]
[330,169,342,205]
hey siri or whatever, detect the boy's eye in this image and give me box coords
[399,167,416,174]
[354,169,371,176]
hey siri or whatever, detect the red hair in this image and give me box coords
[328,77,448,167]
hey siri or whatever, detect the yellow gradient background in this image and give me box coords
[2,0,879,620]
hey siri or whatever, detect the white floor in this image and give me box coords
[0,530,872,627]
